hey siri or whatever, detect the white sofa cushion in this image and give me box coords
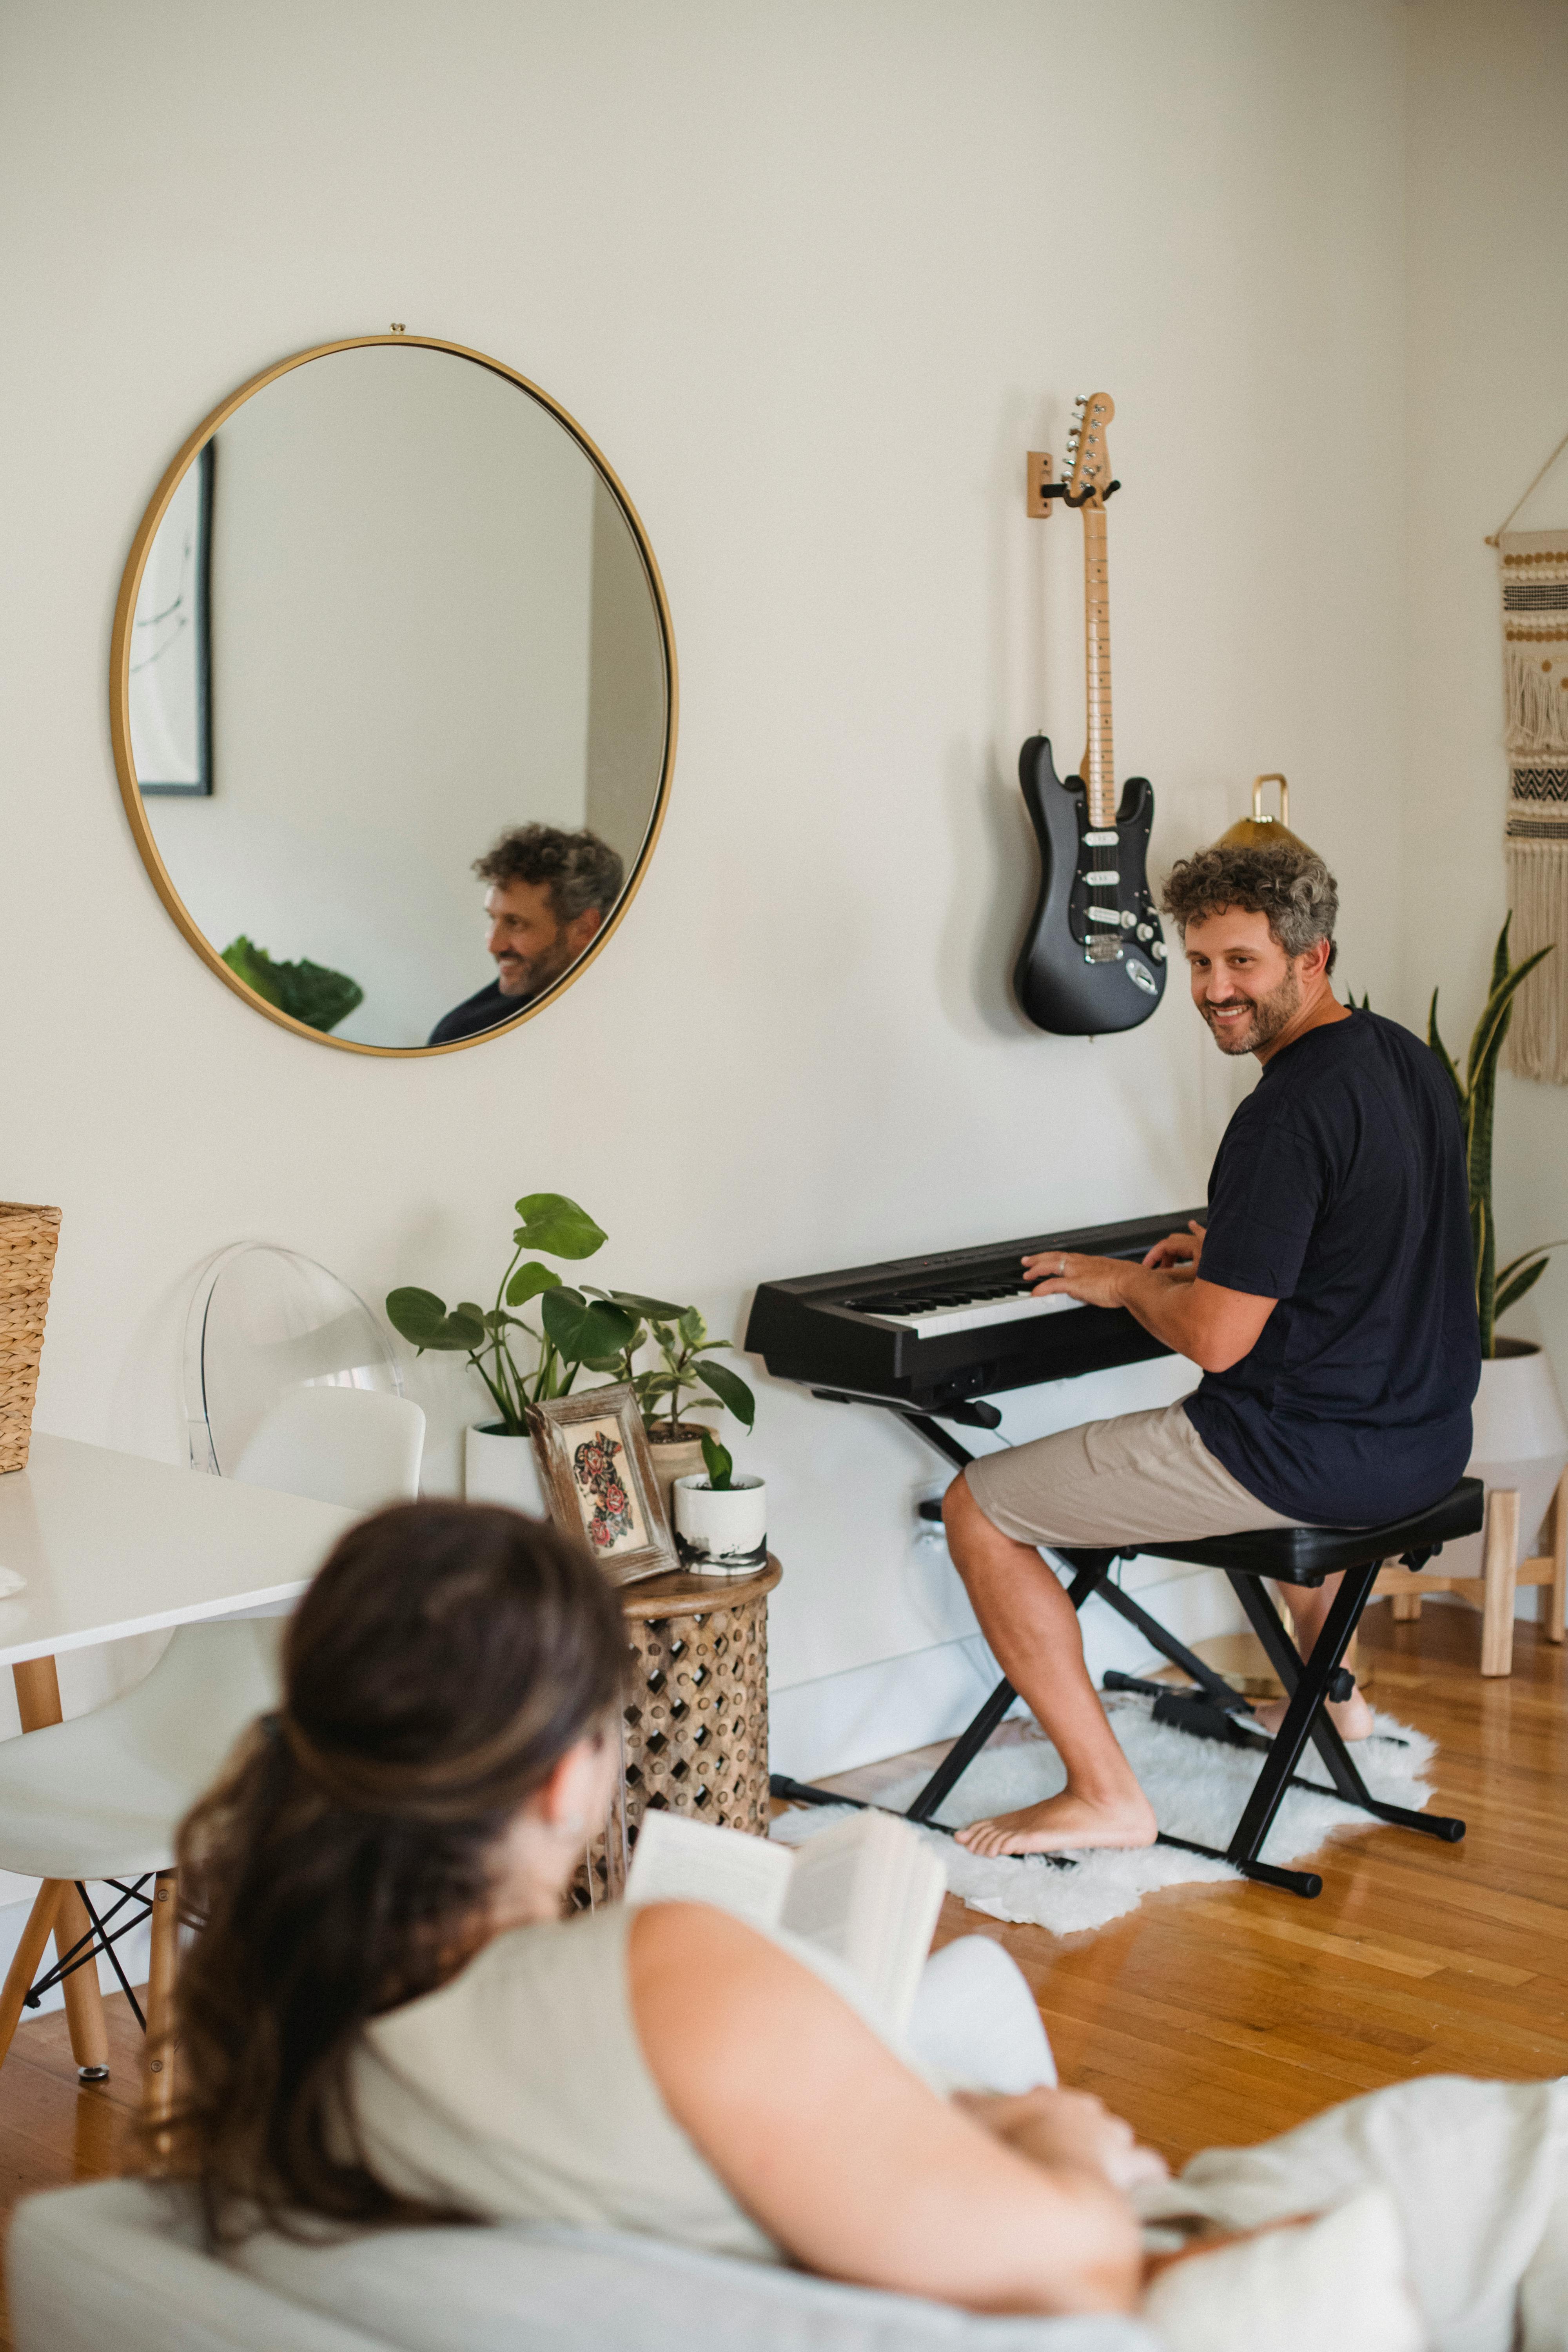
[10,2179,1162,2352]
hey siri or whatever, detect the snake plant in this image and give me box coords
[1428,918,1559,1357]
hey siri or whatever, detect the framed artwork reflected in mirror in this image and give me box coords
[130,441,213,797]
[110,334,677,1054]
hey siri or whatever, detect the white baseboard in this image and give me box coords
[769,1561,1249,1782]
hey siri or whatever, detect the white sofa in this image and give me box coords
[9,2178,1162,2352]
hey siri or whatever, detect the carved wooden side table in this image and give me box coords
[579,1555,781,1905]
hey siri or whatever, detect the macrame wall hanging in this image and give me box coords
[1490,428,1568,1083]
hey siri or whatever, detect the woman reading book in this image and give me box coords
[160,1504,1567,2349]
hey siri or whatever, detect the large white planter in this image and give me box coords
[1444,1341,1568,1600]
[672,1474,767,1574]
[464,1422,547,1517]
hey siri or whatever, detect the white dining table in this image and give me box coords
[0,1432,354,2076]
[0,1432,353,1671]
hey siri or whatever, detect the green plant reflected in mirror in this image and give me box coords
[111,336,677,1054]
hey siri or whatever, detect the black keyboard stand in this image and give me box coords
[768,1402,1473,1899]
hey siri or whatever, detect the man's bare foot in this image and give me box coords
[955,1787,1158,1857]
[1250,1685,1377,1742]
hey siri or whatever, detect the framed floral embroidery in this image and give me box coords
[526,1383,676,1586]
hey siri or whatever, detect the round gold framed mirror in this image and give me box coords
[110,334,677,1054]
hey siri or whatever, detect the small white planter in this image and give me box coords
[464,1422,547,1517]
[1444,1340,1568,1605]
[672,1474,767,1574]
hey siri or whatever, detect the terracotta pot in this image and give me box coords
[1442,1339,1568,1596]
[673,1473,768,1573]
[646,1426,708,1525]
[464,1422,547,1516]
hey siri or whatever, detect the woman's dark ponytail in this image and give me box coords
[158,1500,625,2238]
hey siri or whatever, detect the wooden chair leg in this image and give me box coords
[11,1657,110,2073]
[1481,1488,1521,1677]
[54,1885,110,2079]
[142,1871,179,2125]
[0,1882,66,2071]
[1547,1469,1567,1646]
[1390,1590,1423,1622]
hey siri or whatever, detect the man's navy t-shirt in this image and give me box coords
[428,981,530,1047]
[1182,1009,1480,1526]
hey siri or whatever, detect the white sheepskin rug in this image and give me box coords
[771,1694,1436,1938]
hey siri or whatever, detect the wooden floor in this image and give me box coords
[0,1601,1562,2346]
[831,1601,1568,2167]
[0,1987,143,2347]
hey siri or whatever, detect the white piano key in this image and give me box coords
[868,1292,1085,1340]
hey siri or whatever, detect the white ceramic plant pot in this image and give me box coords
[1441,1340,1568,1601]
[672,1474,767,1574]
[464,1422,547,1517]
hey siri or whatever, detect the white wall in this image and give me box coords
[1401,0,1568,1441]
[0,0,1416,1804]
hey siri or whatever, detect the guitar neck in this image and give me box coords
[1082,503,1116,829]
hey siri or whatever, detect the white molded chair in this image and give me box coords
[0,1386,424,2112]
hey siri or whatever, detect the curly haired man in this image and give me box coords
[944,843,1481,1855]
[429,824,624,1045]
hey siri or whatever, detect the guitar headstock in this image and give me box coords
[1064,392,1115,505]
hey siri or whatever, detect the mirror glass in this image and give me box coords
[118,341,672,1051]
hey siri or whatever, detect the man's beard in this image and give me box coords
[1201,964,1302,1056]
[497,942,566,998]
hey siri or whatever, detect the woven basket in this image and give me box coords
[573,1562,779,1909]
[0,1203,61,1475]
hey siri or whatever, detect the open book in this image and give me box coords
[624,1806,946,2037]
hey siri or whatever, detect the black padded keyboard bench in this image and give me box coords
[775,1473,1483,1900]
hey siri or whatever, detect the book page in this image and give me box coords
[874,1834,947,2035]
[780,1810,947,2036]
[624,1808,794,1933]
[775,1813,868,1962]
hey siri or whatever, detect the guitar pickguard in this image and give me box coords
[1012,737,1168,1036]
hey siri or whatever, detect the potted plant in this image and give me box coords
[585,1297,756,1516]
[387,1193,640,1514]
[672,1430,768,1575]
[1429,919,1568,1590]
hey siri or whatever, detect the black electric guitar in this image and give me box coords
[1013,394,1167,1034]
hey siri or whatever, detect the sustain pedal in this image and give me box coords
[1151,1688,1266,1748]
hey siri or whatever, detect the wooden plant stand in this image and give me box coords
[577,1556,781,1906]
[1373,1474,1568,1677]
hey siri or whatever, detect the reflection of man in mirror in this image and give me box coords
[428,825,625,1045]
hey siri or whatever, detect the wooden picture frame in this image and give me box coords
[526,1383,676,1587]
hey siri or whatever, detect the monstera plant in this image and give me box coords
[386,1193,640,1434]
[221,936,363,1035]
[386,1194,757,1448]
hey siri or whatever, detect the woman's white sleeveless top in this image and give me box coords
[348,1904,783,2263]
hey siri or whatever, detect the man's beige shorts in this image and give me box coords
[964,1400,1299,1550]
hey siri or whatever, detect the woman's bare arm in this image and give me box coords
[628,1904,1142,2316]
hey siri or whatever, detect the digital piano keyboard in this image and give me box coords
[744,1209,1205,1421]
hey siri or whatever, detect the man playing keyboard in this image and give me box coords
[943,842,1480,1856]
